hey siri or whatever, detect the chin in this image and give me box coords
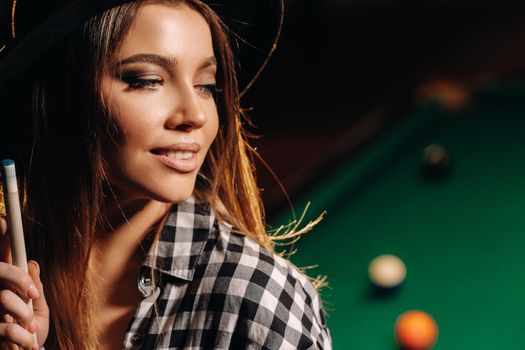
[108,163,202,203]
[150,190,194,204]
[142,177,198,203]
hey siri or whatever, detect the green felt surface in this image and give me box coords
[279,83,525,349]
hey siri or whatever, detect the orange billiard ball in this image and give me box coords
[394,310,438,350]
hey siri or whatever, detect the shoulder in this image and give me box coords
[196,220,332,349]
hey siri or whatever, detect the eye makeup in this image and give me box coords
[120,73,165,90]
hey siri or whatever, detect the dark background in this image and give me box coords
[242,0,525,218]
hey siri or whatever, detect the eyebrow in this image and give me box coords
[199,57,217,70]
[117,54,174,69]
[116,54,217,70]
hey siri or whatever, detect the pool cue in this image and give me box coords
[1,160,38,347]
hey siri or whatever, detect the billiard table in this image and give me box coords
[275,81,525,349]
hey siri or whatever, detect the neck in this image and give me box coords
[90,198,173,347]
[91,197,172,282]
[100,188,173,238]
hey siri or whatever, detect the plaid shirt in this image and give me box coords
[122,197,331,349]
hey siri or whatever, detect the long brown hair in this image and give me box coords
[0,0,273,348]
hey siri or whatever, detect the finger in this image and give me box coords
[0,322,36,350]
[27,262,47,316]
[0,290,35,330]
[0,264,39,301]
[0,342,14,350]
[0,315,12,325]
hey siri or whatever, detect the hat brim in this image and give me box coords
[0,0,283,94]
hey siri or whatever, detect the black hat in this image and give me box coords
[0,0,283,94]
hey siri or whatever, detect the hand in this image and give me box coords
[0,216,49,350]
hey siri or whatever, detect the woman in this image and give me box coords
[0,0,331,349]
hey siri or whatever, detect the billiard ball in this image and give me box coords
[368,254,406,289]
[395,310,438,350]
[422,144,451,179]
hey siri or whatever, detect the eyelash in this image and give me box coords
[196,84,221,100]
[122,76,164,90]
[121,76,221,100]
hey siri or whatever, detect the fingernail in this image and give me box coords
[27,284,40,299]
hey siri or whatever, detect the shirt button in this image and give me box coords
[137,273,153,297]
[130,334,143,346]
[142,275,152,286]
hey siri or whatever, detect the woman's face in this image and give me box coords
[101,3,219,203]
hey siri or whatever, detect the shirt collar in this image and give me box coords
[143,196,215,281]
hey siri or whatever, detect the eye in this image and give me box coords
[196,84,222,101]
[121,74,164,90]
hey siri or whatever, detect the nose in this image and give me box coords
[165,82,207,131]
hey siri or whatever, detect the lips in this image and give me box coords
[150,143,201,173]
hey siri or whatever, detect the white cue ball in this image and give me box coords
[368,254,406,288]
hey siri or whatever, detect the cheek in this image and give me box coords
[107,96,163,149]
[203,110,220,151]
[209,112,220,139]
